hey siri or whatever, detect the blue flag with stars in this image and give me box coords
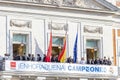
[73,32,78,63]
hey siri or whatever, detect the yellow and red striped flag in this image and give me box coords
[58,37,66,63]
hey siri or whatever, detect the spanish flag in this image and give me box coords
[58,37,66,63]
[45,32,52,62]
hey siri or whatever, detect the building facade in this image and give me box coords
[106,0,116,5]
[106,0,120,8]
[0,0,120,80]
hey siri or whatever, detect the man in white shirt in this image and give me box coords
[80,57,86,64]
[4,53,10,60]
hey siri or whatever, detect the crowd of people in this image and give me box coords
[80,57,112,65]
[0,53,112,65]
[0,53,113,71]
[13,53,42,61]
[65,56,112,65]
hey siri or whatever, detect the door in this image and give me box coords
[86,39,100,60]
[12,34,27,59]
[86,48,94,60]
[13,44,26,59]
[52,46,62,56]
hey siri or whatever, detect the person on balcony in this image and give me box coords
[55,55,59,62]
[4,53,10,60]
[51,55,56,62]
[107,57,112,65]
[27,53,32,61]
[91,58,95,64]
[66,56,73,63]
[87,59,91,64]
[22,53,27,61]
[14,54,21,60]
[99,58,103,65]
[31,54,35,61]
[37,54,41,61]
[43,54,46,62]
[80,57,86,64]
[103,56,107,65]
[94,57,100,65]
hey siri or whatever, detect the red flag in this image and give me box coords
[45,32,52,62]
[58,38,66,63]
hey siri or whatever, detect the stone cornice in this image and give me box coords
[0,0,116,14]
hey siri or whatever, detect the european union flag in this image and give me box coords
[73,33,78,63]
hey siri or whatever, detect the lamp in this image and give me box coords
[58,40,62,49]
[21,43,24,46]
[58,44,61,49]
[58,38,63,49]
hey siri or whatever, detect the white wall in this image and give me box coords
[32,19,45,58]
[103,26,113,59]
[0,16,6,57]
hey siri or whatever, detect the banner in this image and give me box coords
[5,60,118,76]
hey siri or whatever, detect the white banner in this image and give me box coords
[5,60,118,76]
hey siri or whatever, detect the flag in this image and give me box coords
[45,32,52,62]
[58,37,66,63]
[73,32,78,63]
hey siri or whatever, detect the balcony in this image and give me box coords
[0,60,118,79]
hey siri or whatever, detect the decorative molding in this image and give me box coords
[42,0,52,4]
[48,22,68,31]
[10,19,32,28]
[63,0,76,6]
[75,0,101,9]
[5,0,102,9]
[84,25,103,34]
